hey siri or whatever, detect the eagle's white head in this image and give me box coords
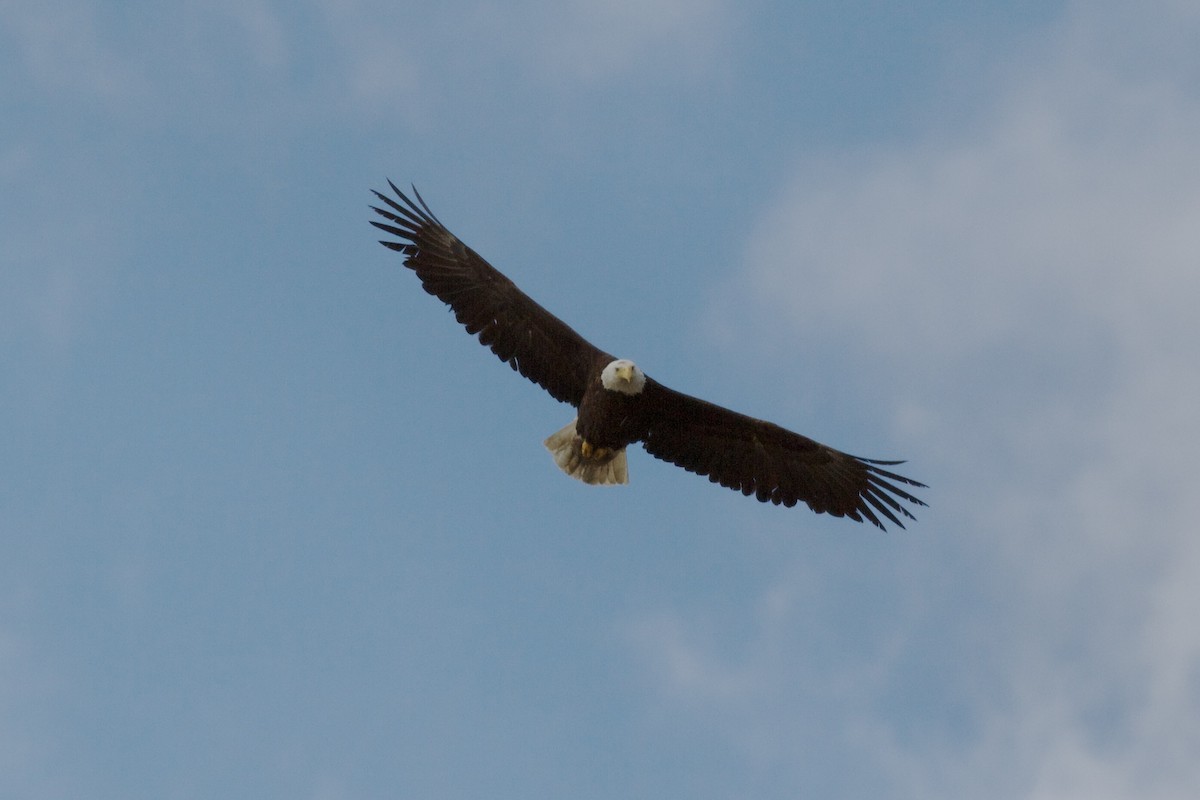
[601,358,646,395]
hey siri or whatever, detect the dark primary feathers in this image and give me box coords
[370,181,608,405]
[638,382,925,530]
[371,181,926,529]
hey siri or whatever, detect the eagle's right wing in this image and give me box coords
[371,182,610,407]
[638,379,926,530]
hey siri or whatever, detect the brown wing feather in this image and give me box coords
[370,182,609,406]
[639,379,927,530]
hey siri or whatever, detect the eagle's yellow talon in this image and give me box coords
[580,440,614,461]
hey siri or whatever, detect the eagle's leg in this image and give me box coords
[544,419,628,486]
[580,440,614,460]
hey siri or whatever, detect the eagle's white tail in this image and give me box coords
[543,419,629,486]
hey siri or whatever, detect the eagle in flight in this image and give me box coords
[370,182,926,529]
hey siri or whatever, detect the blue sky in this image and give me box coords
[4,1,1200,798]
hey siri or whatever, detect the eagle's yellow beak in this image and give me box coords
[614,364,634,383]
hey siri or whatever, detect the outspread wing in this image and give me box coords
[371,182,609,406]
[639,379,927,530]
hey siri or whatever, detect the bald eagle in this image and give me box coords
[370,182,926,530]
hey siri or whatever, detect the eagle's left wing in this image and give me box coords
[371,182,610,407]
[638,379,926,530]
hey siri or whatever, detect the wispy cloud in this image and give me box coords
[635,3,1200,797]
[446,0,732,86]
[527,0,731,83]
[2,0,147,102]
[288,0,733,127]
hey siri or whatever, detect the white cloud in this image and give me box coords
[635,3,1200,797]
[537,0,730,82]
[467,0,731,85]
[1,0,147,101]
[225,0,290,71]
[313,0,421,116]
[0,159,117,355]
[2,0,293,102]
[302,0,730,126]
